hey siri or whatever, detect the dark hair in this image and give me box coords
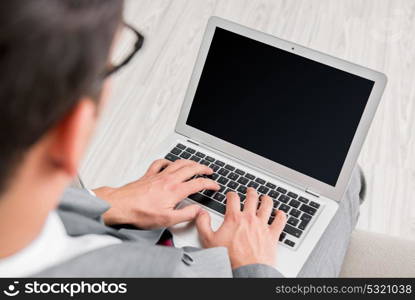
[0,0,123,193]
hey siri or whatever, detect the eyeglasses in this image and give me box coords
[105,23,144,77]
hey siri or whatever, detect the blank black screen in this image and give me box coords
[187,28,374,186]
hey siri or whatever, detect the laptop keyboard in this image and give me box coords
[165,143,322,249]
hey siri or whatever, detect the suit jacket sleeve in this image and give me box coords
[55,187,284,278]
[232,264,284,278]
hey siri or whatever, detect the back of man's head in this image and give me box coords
[0,0,123,193]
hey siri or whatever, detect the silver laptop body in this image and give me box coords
[138,17,387,277]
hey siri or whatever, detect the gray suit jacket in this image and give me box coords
[35,188,283,277]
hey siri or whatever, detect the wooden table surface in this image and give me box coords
[80,0,415,240]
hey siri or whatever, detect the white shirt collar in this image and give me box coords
[0,211,120,277]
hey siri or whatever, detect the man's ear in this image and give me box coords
[48,98,97,177]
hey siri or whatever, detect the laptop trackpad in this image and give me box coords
[170,199,224,249]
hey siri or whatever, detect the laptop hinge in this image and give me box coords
[305,188,320,198]
[187,139,200,146]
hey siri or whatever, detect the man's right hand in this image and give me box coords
[196,187,287,269]
[96,159,219,229]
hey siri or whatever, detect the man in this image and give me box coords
[0,0,364,277]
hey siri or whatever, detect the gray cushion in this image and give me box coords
[340,230,415,277]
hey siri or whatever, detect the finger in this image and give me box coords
[256,195,273,222]
[224,192,241,219]
[195,210,214,244]
[163,159,196,173]
[243,187,259,215]
[270,210,287,235]
[173,163,213,182]
[168,204,202,226]
[180,177,220,198]
[144,159,172,176]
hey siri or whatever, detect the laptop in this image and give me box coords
[138,17,387,277]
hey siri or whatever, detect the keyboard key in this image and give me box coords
[189,193,225,214]
[279,204,290,213]
[188,192,206,202]
[218,176,229,185]
[190,156,201,162]
[273,201,280,208]
[287,192,298,199]
[298,196,309,204]
[227,181,238,189]
[238,193,246,201]
[277,187,287,194]
[258,186,269,194]
[279,232,286,242]
[255,178,266,185]
[301,213,312,222]
[218,168,230,176]
[268,216,274,225]
[237,186,247,193]
[287,217,299,226]
[196,152,205,158]
[266,182,276,189]
[289,199,301,208]
[215,160,225,167]
[299,204,317,216]
[213,193,225,202]
[225,164,235,171]
[177,143,186,150]
[211,164,220,172]
[237,177,249,185]
[225,188,235,195]
[200,160,210,166]
[284,240,295,247]
[279,195,290,203]
[206,156,215,162]
[289,209,301,218]
[245,173,255,180]
[228,172,239,181]
[171,147,182,155]
[218,185,226,193]
[203,190,215,197]
[268,190,280,199]
[180,151,191,159]
[283,224,302,238]
[165,153,179,162]
[186,148,196,154]
[208,173,219,181]
[247,181,259,189]
[298,219,310,230]
[309,201,320,209]
[235,169,245,176]
[205,200,225,214]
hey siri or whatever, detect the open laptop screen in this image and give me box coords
[186,27,374,186]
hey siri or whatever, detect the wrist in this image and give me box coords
[93,187,125,225]
[102,207,122,225]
